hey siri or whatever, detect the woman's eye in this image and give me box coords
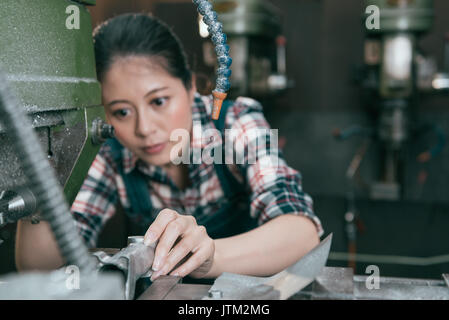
[151,97,168,107]
[112,109,130,118]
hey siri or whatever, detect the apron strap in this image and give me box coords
[212,100,248,198]
[104,138,159,222]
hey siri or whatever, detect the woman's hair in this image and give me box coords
[93,13,192,90]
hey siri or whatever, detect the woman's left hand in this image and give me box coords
[144,208,215,280]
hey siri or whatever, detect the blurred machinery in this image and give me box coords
[334,0,449,272]
[345,0,449,201]
[0,0,112,219]
[199,0,290,99]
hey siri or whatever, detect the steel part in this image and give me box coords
[138,275,182,300]
[89,248,121,256]
[0,188,37,227]
[310,267,355,300]
[0,69,97,273]
[203,234,333,300]
[94,238,156,300]
[91,117,114,145]
[0,269,124,300]
[127,235,145,245]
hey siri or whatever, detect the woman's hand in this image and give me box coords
[144,208,215,280]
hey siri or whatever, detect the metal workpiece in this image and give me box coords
[94,237,157,300]
[202,234,333,300]
[193,0,232,119]
[310,267,355,300]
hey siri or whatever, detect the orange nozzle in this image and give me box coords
[212,91,227,120]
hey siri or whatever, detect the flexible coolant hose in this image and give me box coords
[193,0,232,120]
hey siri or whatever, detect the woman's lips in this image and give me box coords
[142,142,166,155]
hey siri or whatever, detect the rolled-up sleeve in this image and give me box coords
[70,145,119,248]
[227,97,324,237]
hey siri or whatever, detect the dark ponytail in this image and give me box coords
[93,13,192,90]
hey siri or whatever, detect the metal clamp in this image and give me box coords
[93,236,156,300]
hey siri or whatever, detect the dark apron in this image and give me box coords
[104,100,257,240]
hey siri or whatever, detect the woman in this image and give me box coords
[16,13,323,280]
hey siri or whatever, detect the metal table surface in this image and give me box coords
[138,267,449,300]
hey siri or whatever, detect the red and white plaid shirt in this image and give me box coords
[71,93,323,247]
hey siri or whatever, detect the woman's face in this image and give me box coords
[101,56,195,167]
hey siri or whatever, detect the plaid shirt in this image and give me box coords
[71,93,323,248]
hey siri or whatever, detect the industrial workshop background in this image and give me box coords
[1,0,449,281]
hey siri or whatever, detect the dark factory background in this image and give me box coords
[1,0,449,280]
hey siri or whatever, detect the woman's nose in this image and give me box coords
[135,111,155,137]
